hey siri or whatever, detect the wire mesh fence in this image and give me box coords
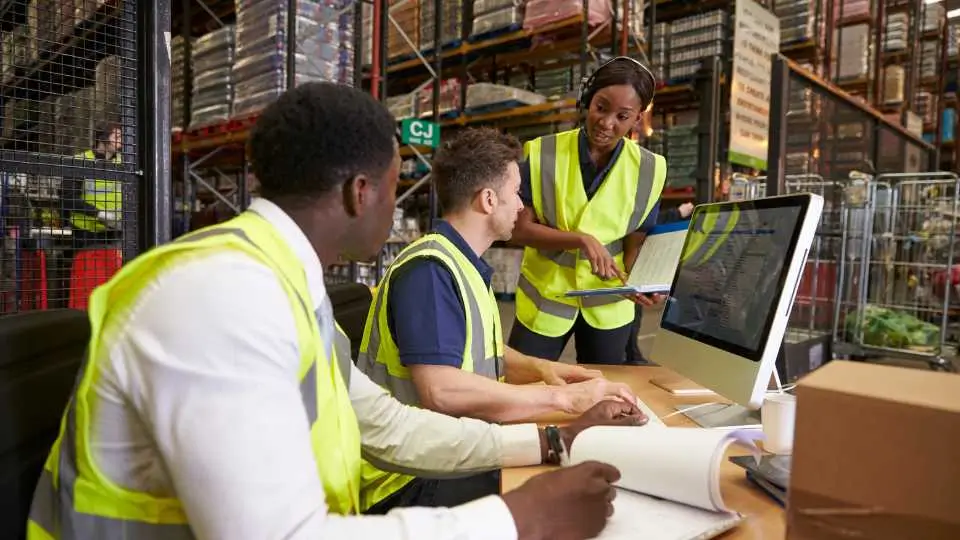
[0,0,138,314]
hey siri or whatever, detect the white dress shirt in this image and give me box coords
[89,198,542,539]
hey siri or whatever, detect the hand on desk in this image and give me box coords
[504,461,620,540]
[538,360,603,386]
[555,378,639,416]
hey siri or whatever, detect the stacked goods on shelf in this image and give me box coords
[172,36,191,131]
[523,0,611,29]
[472,0,524,37]
[617,0,643,39]
[232,0,356,118]
[2,22,33,83]
[881,65,904,104]
[528,63,578,100]
[920,40,938,82]
[949,23,960,58]
[386,93,417,120]
[666,10,728,81]
[507,70,533,92]
[650,23,668,82]
[416,78,462,116]
[916,92,937,126]
[773,0,822,48]
[831,23,871,81]
[465,83,545,112]
[664,124,698,189]
[420,0,463,50]
[923,3,944,35]
[484,247,523,296]
[54,86,97,155]
[883,12,908,51]
[93,55,121,132]
[389,0,420,59]
[189,25,235,128]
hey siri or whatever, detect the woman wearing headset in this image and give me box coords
[509,57,667,365]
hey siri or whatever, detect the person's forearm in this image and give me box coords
[351,365,544,477]
[511,217,584,252]
[411,365,564,423]
[503,345,549,385]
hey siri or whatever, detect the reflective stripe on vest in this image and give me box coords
[28,214,361,539]
[517,130,665,335]
[357,236,502,405]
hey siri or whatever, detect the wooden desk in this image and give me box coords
[501,366,785,539]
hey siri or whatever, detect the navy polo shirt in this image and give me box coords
[519,129,660,232]
[386,220,494,369]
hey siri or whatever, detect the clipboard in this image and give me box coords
[564,220,690,299]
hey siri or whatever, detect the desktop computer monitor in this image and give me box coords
[650,193,824,427]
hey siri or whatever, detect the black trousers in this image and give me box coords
[624,304,653,365]
[365,471,501,514]
[507,313,637,365]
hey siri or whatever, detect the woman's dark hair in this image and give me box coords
[583,58,656,111]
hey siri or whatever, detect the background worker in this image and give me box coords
[509,57,667,365]
[27,82,645,540]
[64,123,124,248]
[357,127,638,513]
[625,200,695,364]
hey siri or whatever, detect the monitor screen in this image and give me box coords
[660,196,811,362]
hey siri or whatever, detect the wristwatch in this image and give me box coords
[544,425,567,465]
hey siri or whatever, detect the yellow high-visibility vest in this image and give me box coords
[70,150,123,233]
[27,211,362,539]
[355,233,504,511]
[516,129,666,337]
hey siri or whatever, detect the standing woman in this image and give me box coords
[509,57,666,364]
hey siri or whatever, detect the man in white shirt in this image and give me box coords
[27,82,646,540]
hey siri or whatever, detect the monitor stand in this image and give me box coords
[674,402,762,430]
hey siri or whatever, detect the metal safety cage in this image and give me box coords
[0,0,163,315]
[765,54,955,372]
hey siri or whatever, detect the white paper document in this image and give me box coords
[565,221,690,299]
[568,426,762,540]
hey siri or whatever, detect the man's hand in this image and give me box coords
[537,360,603,386]
[504,461,620,540]
[579,233,620,280]
[560,399,648,449]
[555,379,638,416]
[678,201,695,219]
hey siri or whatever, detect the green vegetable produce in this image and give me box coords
[846,304,941,350]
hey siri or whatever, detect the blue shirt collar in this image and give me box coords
[431,220,495,287]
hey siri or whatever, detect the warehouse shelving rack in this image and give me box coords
[0,0,169,314]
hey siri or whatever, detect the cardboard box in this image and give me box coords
[788,361,960,539]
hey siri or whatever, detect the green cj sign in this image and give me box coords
[400,118,440,148]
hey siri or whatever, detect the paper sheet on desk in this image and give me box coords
[597,489,745,540]
[569,426,762,512]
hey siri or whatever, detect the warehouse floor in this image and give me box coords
[497,301,958,372]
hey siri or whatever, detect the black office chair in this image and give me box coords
[0,309,90,540]
[328,282,373,362]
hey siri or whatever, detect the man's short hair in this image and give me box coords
[432,127,522,213]
[249,82,397,200]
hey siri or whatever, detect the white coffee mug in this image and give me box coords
[762,393,797,455]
